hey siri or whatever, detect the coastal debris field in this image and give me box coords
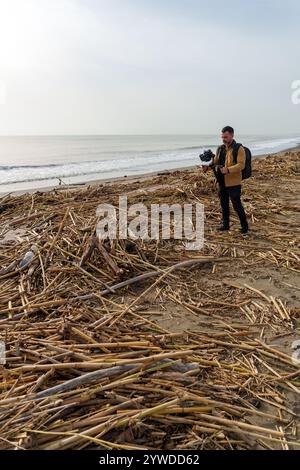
[0,150,299,450]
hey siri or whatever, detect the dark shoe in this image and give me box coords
[240,226,249,235]
[217,226,230,232]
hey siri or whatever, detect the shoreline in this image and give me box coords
[1,144,300,197]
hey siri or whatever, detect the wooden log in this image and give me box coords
[34,364,138,399]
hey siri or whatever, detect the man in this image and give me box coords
[204,126,249,234]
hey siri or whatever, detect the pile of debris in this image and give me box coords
[0,150,299,450]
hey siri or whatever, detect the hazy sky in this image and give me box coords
[0,0,299,135]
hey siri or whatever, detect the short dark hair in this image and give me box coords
[222,126,234,135]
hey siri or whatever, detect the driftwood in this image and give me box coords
[96,238,123,276]
[79,257,217,300]
[33,358,198,400]
[0,261,17,276]
[34,364,139,399]
[80,236,122,276]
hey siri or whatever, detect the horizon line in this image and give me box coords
[0,133,299,138]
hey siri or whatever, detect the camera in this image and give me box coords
[199,149,214,167]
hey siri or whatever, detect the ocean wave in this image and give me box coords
[0,163,63,171]
[251,138,299,150]
[177,145,216,151]
[0,136,299,187]
[0,150,197,185]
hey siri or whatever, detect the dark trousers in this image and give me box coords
[218,185,248,230]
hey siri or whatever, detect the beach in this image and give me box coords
[0,147,299,450]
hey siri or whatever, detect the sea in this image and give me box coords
[0,135,299,193]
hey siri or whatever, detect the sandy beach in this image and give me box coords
[0,147,299,450]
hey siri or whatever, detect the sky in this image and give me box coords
[0,0,299,135]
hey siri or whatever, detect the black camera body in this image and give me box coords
[199,149,214,166]
[199,149,225,185]
[199,149,224,171]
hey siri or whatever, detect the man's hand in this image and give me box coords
[220,167,229,175]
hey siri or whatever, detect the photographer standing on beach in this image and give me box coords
[203,126,249,234]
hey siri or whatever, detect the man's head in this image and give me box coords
[221,126,235,146]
